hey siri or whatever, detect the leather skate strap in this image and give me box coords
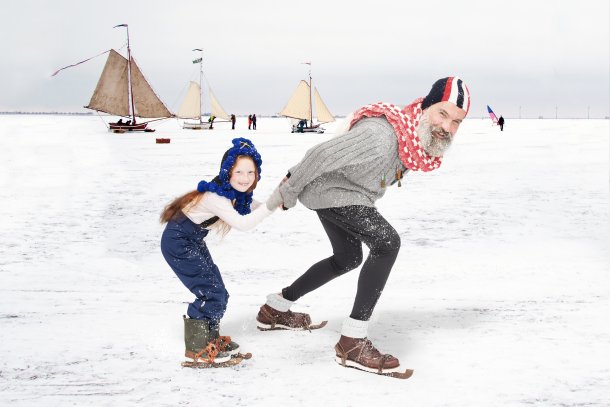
[335,343,348,366]
[260,307,277,329]
[194,341,219,364]
[378,354,392,374]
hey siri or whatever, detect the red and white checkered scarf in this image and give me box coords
[349,98,443,172]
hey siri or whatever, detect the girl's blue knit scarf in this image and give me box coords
[197,137,262,215]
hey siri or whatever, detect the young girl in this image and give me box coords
[160,137,281,365]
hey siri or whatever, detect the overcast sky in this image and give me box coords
[1,0,608,118]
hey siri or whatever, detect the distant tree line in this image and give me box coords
[0,111,93,116]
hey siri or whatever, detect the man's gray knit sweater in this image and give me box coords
[279,117,407,210]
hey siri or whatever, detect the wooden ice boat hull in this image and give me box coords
[183,122,213,130]
[109,122,154,132]
[291,125,325,134]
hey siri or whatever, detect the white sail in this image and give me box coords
[209,90,230,120]
[314,87,335,123]
[85,49,130,116]
[130,57,173,118]
[280,80,312,121]
[177,81,201,119]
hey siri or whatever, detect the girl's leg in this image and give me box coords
[161,224,228,326]
[182,260,228,327]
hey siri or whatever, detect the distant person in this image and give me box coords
[208,115,216,130]
[231,114,236,130]
[252,114,257,130]
[126,119,132,126]
[248,115,252,130]
[255,76,470,378]
[498,115,505,131]
[117,118,124,125]
[297,119,306,133]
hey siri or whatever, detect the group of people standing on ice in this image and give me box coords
[209,114,256,131]
[160,76,470,377]
[247,114,257,130]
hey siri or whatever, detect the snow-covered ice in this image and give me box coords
[1,115,608,406]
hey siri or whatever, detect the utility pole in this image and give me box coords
[519,105,522,119]
[555,105,558,119]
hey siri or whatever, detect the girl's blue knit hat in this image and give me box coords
[197,137,262,215]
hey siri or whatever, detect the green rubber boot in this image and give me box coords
[183,316,230,363]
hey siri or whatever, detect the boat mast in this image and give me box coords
[126,26,135,123]
[115,24,135,123]
[301,61,313,126]
[306,62,313,126]
[193,49,203,124]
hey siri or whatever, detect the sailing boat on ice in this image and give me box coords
[280,63,335,133]
[53,24,173,133]
[177,49,230,130]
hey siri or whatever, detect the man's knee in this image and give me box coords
[330,248,363,275]
[372,229,401,255]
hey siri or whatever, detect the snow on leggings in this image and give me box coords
[282,205,400,321]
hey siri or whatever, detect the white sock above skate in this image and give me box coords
[341,317,369,339]
[265,293,293,312]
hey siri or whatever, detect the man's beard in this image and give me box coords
[417,111,453,157]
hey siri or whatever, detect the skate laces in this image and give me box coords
[360,340,396,372]
[286,310,312,331]
[362,340,383,358]
[346,339,387,360]
[216,336,232,352]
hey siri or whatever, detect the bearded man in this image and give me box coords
[257,77,470,377]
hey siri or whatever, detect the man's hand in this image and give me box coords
[266,187,284,211]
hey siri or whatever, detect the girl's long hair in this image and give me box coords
[159,190,202,224]
[159,156,259,236]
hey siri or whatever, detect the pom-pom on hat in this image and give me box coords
[421,77,470,114]
[197,137,262,215]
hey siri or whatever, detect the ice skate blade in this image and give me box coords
[184,353,231,364]
[182,353,251,368]
[256,320,328,331]
[224,347,240,356]
[184,351,231,363]
[334,356,414,379]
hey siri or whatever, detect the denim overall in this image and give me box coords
[161,215,228,326]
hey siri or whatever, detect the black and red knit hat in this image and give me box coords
[421,77,470,114]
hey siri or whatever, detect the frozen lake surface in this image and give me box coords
[1,115,609,406]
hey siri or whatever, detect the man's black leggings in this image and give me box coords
[282,206,401,321]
